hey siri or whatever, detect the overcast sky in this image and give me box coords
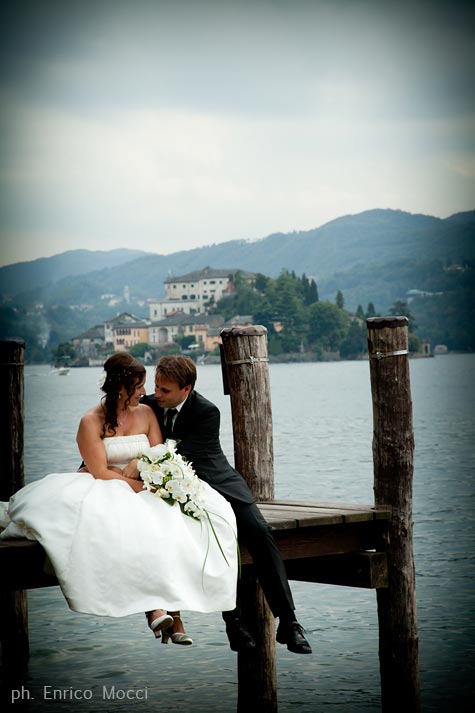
[0,0,473,266]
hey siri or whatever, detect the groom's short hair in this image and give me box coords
[156,355,197,389]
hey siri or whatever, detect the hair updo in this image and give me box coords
[101,352,146,436]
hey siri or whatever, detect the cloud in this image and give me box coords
[0,0,474,265]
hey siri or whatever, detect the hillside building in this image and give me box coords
[72,325,105,361]
[72,270,256,362]
[149,313,227,352]
[149,267,256,320]
[104,312,151,351]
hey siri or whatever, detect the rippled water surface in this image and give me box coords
[3,355,474,711]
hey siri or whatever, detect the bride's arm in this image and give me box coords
[120,407,163,480]
[76,414,143,492]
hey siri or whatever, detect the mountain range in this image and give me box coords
[2,208,474,307]
[1,208,474,353]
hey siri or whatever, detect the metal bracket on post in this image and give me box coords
[220,347,269,395]
[369,349,409,360]
[225,356,269,366]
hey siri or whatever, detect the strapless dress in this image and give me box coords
[0,434,237,617]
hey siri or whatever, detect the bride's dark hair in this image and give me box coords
[101,352,146,437]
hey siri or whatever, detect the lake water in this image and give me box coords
[4,355,475,712]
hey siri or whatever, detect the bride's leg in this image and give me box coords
[146,609,174,638]
[168,610,185,634]
[163,611,193,646]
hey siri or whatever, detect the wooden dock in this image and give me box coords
[245,500,389,589]
[1,324,420,713]
[0,500,390,592]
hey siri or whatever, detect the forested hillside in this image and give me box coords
[1,209,473,360]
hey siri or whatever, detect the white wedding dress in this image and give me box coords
[0,434,238,617]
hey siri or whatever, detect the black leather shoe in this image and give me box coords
[276,620,312,654]
[225,618,256,652]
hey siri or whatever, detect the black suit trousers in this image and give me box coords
[229,499,295,619]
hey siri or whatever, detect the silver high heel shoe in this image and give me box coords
[147,612,174,639]
[162,615,193,646]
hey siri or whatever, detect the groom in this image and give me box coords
[141,354,312,655]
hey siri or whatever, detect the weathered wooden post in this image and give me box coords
[366,317,420,713]
[0,339,29,677]
[220,326,277,713]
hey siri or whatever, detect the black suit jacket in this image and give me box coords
[141,390,255,505]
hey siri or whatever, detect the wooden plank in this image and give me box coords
[342,511,378,523]
[373,507,392,520]
[284,552,388,589]
[258,503,346,518]
[0,541,58,591]
[267,500,391,520]
[257,503,377,527]
[270,499,376,511]
[240,520,385,565]
[273,522,383,561]
[255,516,298,529]
[257,505,344,527]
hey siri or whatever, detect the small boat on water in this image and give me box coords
[50,366,70,375]
[51,356,71,375]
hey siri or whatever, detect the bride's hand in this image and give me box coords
[108,466,124,476]
[125,477,145,493]
[122,459,139,480]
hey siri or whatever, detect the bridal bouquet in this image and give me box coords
[137,440,206,521]
[137,440,237,575]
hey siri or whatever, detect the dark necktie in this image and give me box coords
[164,408,177,437]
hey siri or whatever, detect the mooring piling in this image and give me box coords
[367,316,420,713]
[220,325,277,713]
[0,339,28,677]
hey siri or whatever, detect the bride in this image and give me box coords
[0,353,238,645]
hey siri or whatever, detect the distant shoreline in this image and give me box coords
[33,348,473,368]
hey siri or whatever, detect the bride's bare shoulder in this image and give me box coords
[137,402,159,425]
[78,405,104,431]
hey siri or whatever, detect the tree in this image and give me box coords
[302,274,319,305]
[280,333,302,353]
[213,281,264,321]
[254,273,269,292]
[308,301,349,351]
[307,279,319,305]
[52,342,75,357]
[340,321,367,359]
[389,300,417,331]
[336,290,345,309]
[129,342,152,358]
[408,332,421,353]
[268,334,283,356]
[51,342,76,366]
[366,302,377,318]
[270,271,309,349]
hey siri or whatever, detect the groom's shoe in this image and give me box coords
[224,617,256,653]
[276,620,312,654]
